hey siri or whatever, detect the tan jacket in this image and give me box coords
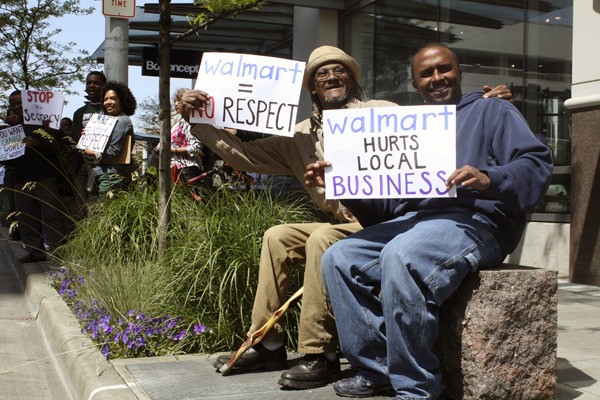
[190,98,397,222]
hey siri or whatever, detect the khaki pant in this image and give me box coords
[247,221,362,354]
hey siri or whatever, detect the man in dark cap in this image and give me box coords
[180,45,512,390]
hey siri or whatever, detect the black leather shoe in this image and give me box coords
[278,354,341,389]
[334,376,394,397]
[212,342,287,373]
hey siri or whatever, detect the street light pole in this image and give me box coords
[104,16,129,83]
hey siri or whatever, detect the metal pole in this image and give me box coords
[104,16,129,83]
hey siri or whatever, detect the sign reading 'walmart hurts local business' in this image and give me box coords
[323,105,457,200]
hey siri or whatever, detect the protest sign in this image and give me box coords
[323,105,457,200]
[0,124,26,161]
[76,114,118,152]
[21,90,64,130]
[190,52,305,136]
[0,165,4,185]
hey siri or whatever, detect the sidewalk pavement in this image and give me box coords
[1,227,599,399]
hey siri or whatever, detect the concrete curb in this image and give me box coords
[1,231,138,400]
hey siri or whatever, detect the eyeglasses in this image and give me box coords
[314,66,349,81]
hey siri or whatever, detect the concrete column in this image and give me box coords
[293,7,339,121]
[565,0,600,285]
[104,17,129,84]
[569,106,600,285]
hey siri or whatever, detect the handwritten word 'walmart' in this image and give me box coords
[203,54,303,84]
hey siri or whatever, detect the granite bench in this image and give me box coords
[436,264,557,400]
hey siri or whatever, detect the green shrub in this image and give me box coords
[53,182,316,357]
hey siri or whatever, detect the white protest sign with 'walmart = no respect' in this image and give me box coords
[190,52,305,137]
[323,105,457,200]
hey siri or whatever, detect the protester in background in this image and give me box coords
[83,81,136,196]
[72,71,107,142]
[3,90,64,263]
[60,117,73,136]
[180,45,514,390]
[306,43,552,399]
[72,71,107,202]
[155,88,203,184]
[0,109,18,236]
[52,115,84,232]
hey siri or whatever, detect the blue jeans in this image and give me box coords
[322,209,505,400]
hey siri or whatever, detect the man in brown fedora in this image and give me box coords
[180,45,511,389]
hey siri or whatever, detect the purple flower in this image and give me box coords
[165,318,178,330]
[172,330,187,341]
[51,266,215,359]
[98,315,112,334]
[193,324,207,334]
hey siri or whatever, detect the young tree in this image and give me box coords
[0,0,97,104]
[155,0,265,254]
[138,95,161,136]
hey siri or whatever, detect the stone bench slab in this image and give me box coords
[437,264,557,400]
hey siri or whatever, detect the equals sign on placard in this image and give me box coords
[238,83,253,93]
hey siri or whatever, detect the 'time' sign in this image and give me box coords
[103,0,136,19]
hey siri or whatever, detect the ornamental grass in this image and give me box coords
[51,179,315,359]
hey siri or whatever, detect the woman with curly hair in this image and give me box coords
[83,81,137,195]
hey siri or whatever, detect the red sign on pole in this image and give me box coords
[102,0,136,19]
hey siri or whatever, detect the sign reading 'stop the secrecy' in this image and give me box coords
[190,52,305,136]
[21,90,64,130]
[323,105,457,200]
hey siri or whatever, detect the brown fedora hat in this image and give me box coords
[302,45,361,91]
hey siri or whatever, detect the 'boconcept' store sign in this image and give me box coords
[142,47,203,79]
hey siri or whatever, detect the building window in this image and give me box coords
[343,0,572,222]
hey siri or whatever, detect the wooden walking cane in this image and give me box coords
[218,286,304,375]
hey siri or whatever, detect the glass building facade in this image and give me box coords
[341,0,573,222]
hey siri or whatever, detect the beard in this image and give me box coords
[322,91,349,106]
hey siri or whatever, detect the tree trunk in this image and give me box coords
[157,0,172,255]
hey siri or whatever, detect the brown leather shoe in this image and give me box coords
[212,343,287,373]
[278,354,340,389]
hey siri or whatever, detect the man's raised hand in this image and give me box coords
[304,161,331,188]
[180,90,211,121]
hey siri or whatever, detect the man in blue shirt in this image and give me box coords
[306,43,553,399]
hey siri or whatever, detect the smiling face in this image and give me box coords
[103,90,123,116]
[310,63,354,110]
[411,45,463,105]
